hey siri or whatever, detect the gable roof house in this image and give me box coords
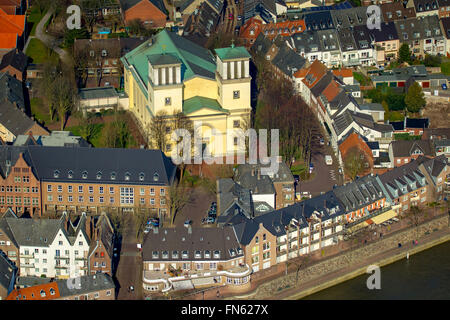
[337,27,360,67]
[0,72,48,142]
[440,16,450,54]
[438,0,450,18]
[182,0,221,46]
[389,139,435,167]
[351,25,377,67]
[119,0,168,28]
[270,44,307,80]
[0,48,27,81]
[331,6,374,30]
[302,10,335,31]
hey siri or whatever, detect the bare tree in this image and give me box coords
[343,147,370,181]
[147,110,170,151]
[107,209,127,238]
[403,205,422,239]
[167,182,191,227]
[172,110,194,183]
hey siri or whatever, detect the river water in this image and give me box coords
[303,240,450,300]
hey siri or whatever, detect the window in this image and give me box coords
[139,173,145,181]
[160,188,165,196]
[47,195,53,202]
[160,198,166,205]
[255,236,259,244]
[165,97,171,105]
[89,186,93,193]
[140,198,145,205]
[90,50,94,57]
[153,173,159,182]
[110,197,115,204]
[102,49,107,57]
[47,185,52,192]
[53,170,60,178]
[96,172,102,180]
[140,188,145,196]
[78,196,84,202]
[58,195,63,202]
[23,176,29,183]
[78,186,83,193]
[233,90,240,99]
[120,187,134,204]
[109,187,114,194]
[82,171,88,179]
[111,172,116,180]
[233,120,240,128]
[68,170,73,178]
[150,188,155,196]
[99,186,104,194]
[150,198,155,205]
[125,172,130,181]
[68,195,73,202]
[89,196,94,203]
[99,196,104,203]
[68,185,73,193]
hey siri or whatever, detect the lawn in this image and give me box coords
[394,133,422,141]
[25,38,58,64]
[65,123,104,147]
[353,72,372,86]
[385,110,405,122]
[30,97,53,125]
[27,7,44,36]
[441,61,450,76]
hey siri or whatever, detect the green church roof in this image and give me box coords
[121,29,217,87]
[214,46,251,61]
[183,96,229,115]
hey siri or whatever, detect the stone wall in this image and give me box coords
[244,214,450,300]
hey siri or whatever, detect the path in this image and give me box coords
[33,9,70,65]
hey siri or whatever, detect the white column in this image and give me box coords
[237,60,242,78]
[244,60,249,78]
[154,68,159,86]
[149,64,153,83]
[168,67,173,84]
[176,66,181,84]
[230,61,235,80]
[223,62,228,80]
[161,67,166,85]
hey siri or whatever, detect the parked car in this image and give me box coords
[184,220,192,228]
[144,225,152,234]
[206,217,215,224]
[237,15,242,20]
[325,155,333,165]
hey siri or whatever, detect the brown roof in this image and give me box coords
[391,140,435,158]
[322,80,341,102]
[380,2,416,22]
[7,282,60,300]
[302,59,328,89]
[332,68,353,78]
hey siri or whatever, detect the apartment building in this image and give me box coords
[389,140,435,167]
[0,145,177,217]
[407,0,439,17]
[0,250,17,300]
[438,0,450,18]
[142,227,251,292]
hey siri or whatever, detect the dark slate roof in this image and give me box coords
[366,21,399,42]
[337,27,357,52]
[332,175,384,212]
[316,29,340,52]
[310,72,333,98]
[234,167,276,195]
[394,16,443,43]
[413,0,438,12]
[442,17,450,40]
[352,25,374,50]
[0,49,27,73]
[251,32,272,56]
[0,72,25,111]
[4,217,63,247]
[303,11,334,31]
[217,178,254,219]
[74,38,148,58]
[0,145,177,186]
[417,155,448,181]
[290,30,321,55]
[56,273,115,297]
[390,140,434,157]
[331,6,374,29]
[366,141,379,150]
[182,0,220,38]
[389,120,404,131]
[0,251,16,293]
[378,158,428,199]
[406,118,429,129]
[0,101,36,136]
[233,190,344,245]
[142,227,243,261]
[271,46,306,77]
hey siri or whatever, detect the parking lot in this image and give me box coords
[174,188,216,229]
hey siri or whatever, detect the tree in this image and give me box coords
[172,110,194,183]
[107,210,127,238]
[405,82,426,114]
[167,181,191,227]
[343,147,370,181]
[63,27,89,49]
[78,112,97,143]
[147,111,169,151]
[53,72,78,130]
[399,43,411,63]
[403,205,422,239]
[101,115,131,148]
[134,208,153,240]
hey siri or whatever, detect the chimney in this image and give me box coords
[86,216,92,240]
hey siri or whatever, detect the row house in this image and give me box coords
[351,26,377,66]
[407,0,439,17]
[142,227,251,292]
[440,17,450,53]
[331,6,376,29]
[182,0,221,47]
[7,273,115,300]
[394,16,445,58]
[338,132,376,177]
[389,117,429,136]
[0,250,17,300]
[380,1,416,22]
[0,210,114,279]
[359,22,400,65]
[388,140,435,167]
[423,128,450,161]
[438,0,450,17]
[0,145,177,217]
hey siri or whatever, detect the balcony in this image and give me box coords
[75,257,87,261]
[345,206,392,228]
[21,263,35,268]
[21,253,34,259]
[55,265,69,269]
[54,256,70,260]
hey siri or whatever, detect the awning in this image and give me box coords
[371,209,397,224]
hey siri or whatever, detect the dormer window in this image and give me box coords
[204,250,211,258]
[96,171,102,180]
[50,288,55,295]
[182,250,188,259]
[172,251,178,259]
[82,171,88,179]
[111,172,116,180]
[162,251,169,259]
[68,170,73,179]
[195,250,201,258]
[139,172,145,181]
[53,170,60,178]
[40,290,46,297]
[152,251,158,259]
[213,250,220,259]
[102,49,107,57]
[125,172,130,181]
[229,249,236,257]
[153,173,159,182]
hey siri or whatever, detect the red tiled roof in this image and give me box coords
[261,20,305,39]
[6,282,60,300]
[0,5,16,14]
[302,60,328,88]
[0,12,24,49]
[293,68,308,78]
[332,68,353,78]
[322,80,341,101]
[239,17,263,42]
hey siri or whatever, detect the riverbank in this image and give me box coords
[285,226,450,300]
[223,213,450,300]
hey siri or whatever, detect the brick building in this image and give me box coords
[119,0,167,28]
[0,145,177,217]
[389,140,435,167]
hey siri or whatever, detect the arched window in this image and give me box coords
[139,172,145,181]
[153,173,159,182]
[82,171,88,179]
[110,172,116,180]
[96,171,102,180]
[125,172,130,181]
[53,170,60,178]
[68,170,73,178]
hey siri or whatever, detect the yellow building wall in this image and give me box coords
[184,77,218,101]
[0,123,15,142]
[152,86,183,116]
[219,80,251,111]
